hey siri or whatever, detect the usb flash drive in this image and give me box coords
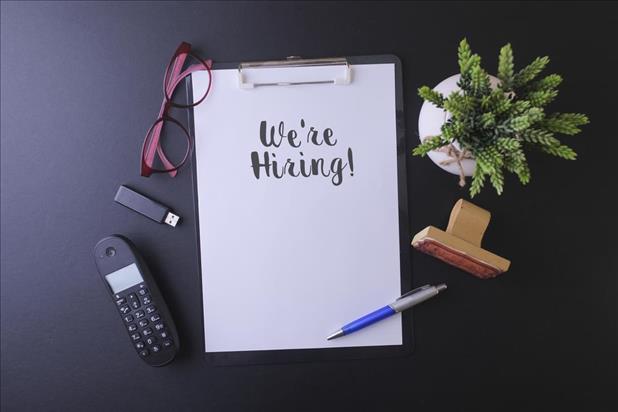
[114,185,181,227]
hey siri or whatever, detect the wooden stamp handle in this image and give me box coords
[446,199,491,247]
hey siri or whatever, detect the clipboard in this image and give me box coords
[186,54,411,365]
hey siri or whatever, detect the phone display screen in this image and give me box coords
[105,263,143,294]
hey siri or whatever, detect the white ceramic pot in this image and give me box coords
[417,74,500,177]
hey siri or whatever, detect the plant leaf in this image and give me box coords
[418,86,445,108]
[497,43,514,90]
[513,56,550,88]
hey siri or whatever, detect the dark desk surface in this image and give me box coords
[1,2,616,411]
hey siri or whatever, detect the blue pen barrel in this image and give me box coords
[341,305,396,335]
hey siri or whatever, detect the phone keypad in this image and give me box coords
[115,283,174,358]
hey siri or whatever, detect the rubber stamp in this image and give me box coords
[412,199,510,279]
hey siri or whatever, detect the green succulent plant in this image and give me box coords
[413,39,589,197]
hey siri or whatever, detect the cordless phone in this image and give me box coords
[94,235,179,366]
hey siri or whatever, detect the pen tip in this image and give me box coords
[326,330,344,341]
[437,284,447,292]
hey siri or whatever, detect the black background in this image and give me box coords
[1,2,616,411]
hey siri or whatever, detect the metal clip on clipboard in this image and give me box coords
[238,56,352,89]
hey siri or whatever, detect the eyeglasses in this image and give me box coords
[141,42,212,177]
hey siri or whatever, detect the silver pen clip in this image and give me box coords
[396,285,433,300]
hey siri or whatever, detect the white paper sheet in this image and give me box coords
[192,63,402,352]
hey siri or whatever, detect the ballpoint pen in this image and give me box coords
[327,284,447,340]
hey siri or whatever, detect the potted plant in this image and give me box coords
[414,39,589,197]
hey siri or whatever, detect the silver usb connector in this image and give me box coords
[164,212,181,227]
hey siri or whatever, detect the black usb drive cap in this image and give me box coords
[114,185,180,227]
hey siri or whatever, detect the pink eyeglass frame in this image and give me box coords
[141,42,212,177]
